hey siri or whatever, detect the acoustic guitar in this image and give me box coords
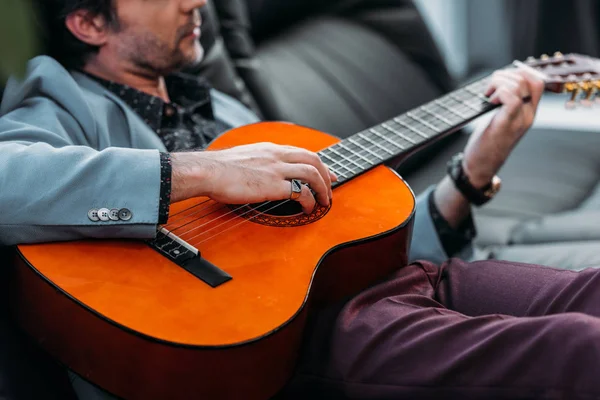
[9,54,597,400]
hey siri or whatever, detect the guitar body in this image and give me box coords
[10,122,415,400]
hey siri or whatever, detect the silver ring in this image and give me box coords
[290,179,303,200]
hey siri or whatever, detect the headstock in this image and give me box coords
[516,52,600,108]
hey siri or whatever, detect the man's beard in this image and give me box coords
[122,30,202,77]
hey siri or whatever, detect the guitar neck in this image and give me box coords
[320,77,498,186]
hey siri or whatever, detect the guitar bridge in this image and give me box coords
[147,228,232,288]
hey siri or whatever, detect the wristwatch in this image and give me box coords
[446,152,502,206]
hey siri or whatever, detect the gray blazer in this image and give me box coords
[0,56,459,264]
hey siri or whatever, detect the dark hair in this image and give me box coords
[35,0,117,69]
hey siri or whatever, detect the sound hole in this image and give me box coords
[229,201,331,227]
[251,200,303,217]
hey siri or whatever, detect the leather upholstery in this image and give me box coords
[214,0,454,138]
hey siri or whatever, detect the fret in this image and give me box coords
[371,126,414,147]
[451,89,489,109]
[433,99,470,119]
[462,79,488,95]
[382,121,423,143]
[319,151,355,177]
[447,92,483,112]
[411,109,450,132]
[407,112,442,134]
[439,96,479,118]
[357,133,395,156]
[369,128,407,150]
[381,122,419,144]
[463,85,490,102]
[470,78,490,91]
[328,146,370,171]
[420,103,461,125]
[337,142,378,165]
[347,137,386,161]
[330,168,351,179]
[390,119,432,141]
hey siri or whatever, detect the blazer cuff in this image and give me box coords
[408,186,475,264]
[0,144,162,245]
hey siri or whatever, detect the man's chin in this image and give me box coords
[179,43,205,69]
[190,46,205,67]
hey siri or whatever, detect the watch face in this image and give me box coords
[484,176,502,197]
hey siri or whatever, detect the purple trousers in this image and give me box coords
[285,259,600,400]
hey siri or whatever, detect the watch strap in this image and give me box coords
[447,153,497,206]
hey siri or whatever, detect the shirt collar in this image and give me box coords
[86,72,214,133]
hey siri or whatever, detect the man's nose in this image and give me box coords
[181,0,207,13]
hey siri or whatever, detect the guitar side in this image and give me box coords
[10,122,416,399]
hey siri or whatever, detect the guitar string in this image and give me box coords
[167,198,213,221]
[160,82,490,241]
[165,200,230,230]
[175,200,271,238]
[188,198,298,247]
[163,89,490,240]
[166,201,247,234]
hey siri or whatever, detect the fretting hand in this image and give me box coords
[462,69,545,187]
[434,69,545,227]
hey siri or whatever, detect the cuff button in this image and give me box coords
[87,209,100,222]
[109,209,120,221]
[97,208,111,221]
[118,208,132,221]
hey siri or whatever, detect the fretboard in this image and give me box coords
[319,77,497,185]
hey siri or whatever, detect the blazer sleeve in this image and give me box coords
[0,67,162,246]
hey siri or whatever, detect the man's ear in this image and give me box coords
[65,10,111,47]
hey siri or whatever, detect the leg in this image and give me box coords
[287,261,600,400]
[436,258,600,317]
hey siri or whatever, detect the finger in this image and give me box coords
[485,72,527,100]
[276,180,316,214]
[329,170,338,182]
[489,87,524,119]
[514,69,545,109]
[281,147,333,195]
[489,69,544,109]
[296,184,317,214]
[495,71,542,120]
[281,164,329,206]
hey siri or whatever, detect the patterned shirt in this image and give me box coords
[91,72,231,223]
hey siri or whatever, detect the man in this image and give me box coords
[0,0,598,399]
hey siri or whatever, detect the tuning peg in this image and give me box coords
[581,86,595,107]
[540,54,550,60]
[581,91,595,107]
[526,56,536,63]
[553,51,564,59]
[564,82,580,109]
[578,75,595,106]
[593,81,600,104]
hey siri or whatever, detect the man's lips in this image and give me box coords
[185,26,201,39]
[179,24,201,42]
